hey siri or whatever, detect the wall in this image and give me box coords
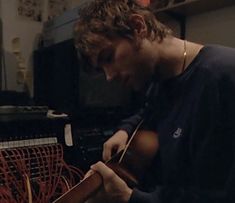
[156,13,182,38]
[186,5,235,47]
[0,0,91,94]
[1,1,235,94]
[1,0,43,93]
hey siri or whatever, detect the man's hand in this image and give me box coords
[103,130,129,161]
[86,161,133,203]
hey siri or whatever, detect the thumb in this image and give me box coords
[90,161,117,182]
[117,145,125,154]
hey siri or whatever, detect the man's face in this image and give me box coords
[92,36,154,91]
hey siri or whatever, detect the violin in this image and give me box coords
[53,122,159,203]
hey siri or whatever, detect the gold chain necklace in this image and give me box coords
[182,40,187,73]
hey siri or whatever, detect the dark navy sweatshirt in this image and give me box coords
[118,45,235,203]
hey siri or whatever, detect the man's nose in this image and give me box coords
[103,66,115,82]
[106,74,113,82]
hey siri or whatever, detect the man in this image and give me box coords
[74,0,235,202]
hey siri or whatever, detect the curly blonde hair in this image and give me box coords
[74,0,172,72]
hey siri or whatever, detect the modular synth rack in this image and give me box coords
[73,127,114,170]
[0,114,83,203]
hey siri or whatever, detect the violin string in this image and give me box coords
[118,119,144,164]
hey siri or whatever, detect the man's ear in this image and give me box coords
[128,14,147,39]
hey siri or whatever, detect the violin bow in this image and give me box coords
[118,119,144,163]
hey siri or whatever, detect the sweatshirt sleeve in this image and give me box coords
[116,108,145,136]
[129,186,198,203]
[129,188,161,203]
[116,82,158,136]
[129,183,235,203]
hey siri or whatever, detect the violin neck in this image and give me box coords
[53,172,103,203]
[53,151,124,203]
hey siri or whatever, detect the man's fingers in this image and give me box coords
[83,169,95,180]
[91,161,116,182]
[102,142,112,161]
[117,145,125,153]
[89,161,133,202]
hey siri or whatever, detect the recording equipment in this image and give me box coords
[33,39,80,114]
[0,115,84,202]
[0,18,3,90]
[0,115,65,148]
[72,126,115,171]
[0,105,48,115]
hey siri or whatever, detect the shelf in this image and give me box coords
[152,0,235,16]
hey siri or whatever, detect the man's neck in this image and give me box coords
[152,37,203,81]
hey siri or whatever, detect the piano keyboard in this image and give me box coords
[0,137,58,149]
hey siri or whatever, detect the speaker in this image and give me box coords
[33,39,80,114]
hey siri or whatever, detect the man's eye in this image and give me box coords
[97,48,114,65]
